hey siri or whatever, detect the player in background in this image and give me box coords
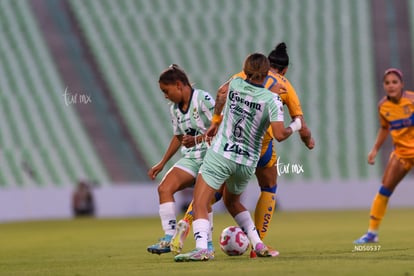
[170,43,314,256]
[174,53,302,261]
[354,68,414,244]
[146,64,218,255]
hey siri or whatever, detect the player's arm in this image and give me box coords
[269,94,302,142]
[283,81,315,149]
[271,121,293,142]
[213,80,230,117]
[148,135,182,180]
[182,134,204,148]
[293,115,314,149]
[206,80,230,138]
[271,119,302,142]
[368,116,390,165]
[183,92,215,148]
[161,135,183,164]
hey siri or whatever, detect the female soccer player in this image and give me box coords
[174,53,302,261]
[252,43,314,249]
[170,43,314,257]
[354,68,414,244]
[146,64,216,254]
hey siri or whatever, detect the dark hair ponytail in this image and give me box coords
[159,64,191,87]
[268,42,289,71]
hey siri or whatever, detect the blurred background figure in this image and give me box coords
[354,68,414,244]
[72,180,95,217]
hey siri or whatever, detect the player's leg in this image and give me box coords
[255,137,278,240]
[224,165,279,257]
[174,174,217,261]
[354,153,411,244]
[147,160,197,254]
[171,186,223,255]
[182,190,223,226]
[367,154,410,235]
[182,201,194,225]
[175,151,226,261]
[254,165,277,240]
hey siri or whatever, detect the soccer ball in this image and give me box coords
[219,226,250,256]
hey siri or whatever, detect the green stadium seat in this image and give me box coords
[68,0,380,181]
[0,0,109,187]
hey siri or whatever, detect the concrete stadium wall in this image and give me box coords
[1,177,413,223]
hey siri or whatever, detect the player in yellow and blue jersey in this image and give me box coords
[171,43,314,257]
[235,44,314,256]
[354,68,414,244]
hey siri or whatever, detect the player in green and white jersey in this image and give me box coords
[175,53,302,261]
[147,64,216,255]
[210,77,284,167]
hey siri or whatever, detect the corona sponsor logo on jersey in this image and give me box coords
[229,90,262,111]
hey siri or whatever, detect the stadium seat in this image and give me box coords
[0,0,109,187]
[68,0,380,180]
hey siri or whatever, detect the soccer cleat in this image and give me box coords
[249,249,257,259]
[170,220,190,255]
[207,241,215,259]
[147,234,172,254]
[174,248,213,262]
[253,243,279,257]
[267,246,280,257]
[354,232,379,244]
[254,243,269,257]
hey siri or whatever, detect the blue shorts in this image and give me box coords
[257,139,275,168]
[200,150,255,195]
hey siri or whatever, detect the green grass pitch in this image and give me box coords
[1,208,413,275]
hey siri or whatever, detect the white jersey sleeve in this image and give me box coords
[268,94,284,122]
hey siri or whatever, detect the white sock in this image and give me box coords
[159,202,176,236]
[234,211,262,248]
[193,219,210,249]
[208,212,214,243]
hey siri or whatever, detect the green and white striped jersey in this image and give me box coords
[210,77,284,166]
[170,89,215,159]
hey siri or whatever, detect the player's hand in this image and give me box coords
[367,149,377,165]
[148,163,164,180]
[182,135,198,148]
[297,119,314,149]
[305,137,315,149]
[204,135,214,145]
[205,124,219,145]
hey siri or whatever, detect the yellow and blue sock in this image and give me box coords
[254,185,277,240]
[182,192,222,226]
[368,186,392,233]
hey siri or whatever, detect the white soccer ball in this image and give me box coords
[219,226,250,256]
